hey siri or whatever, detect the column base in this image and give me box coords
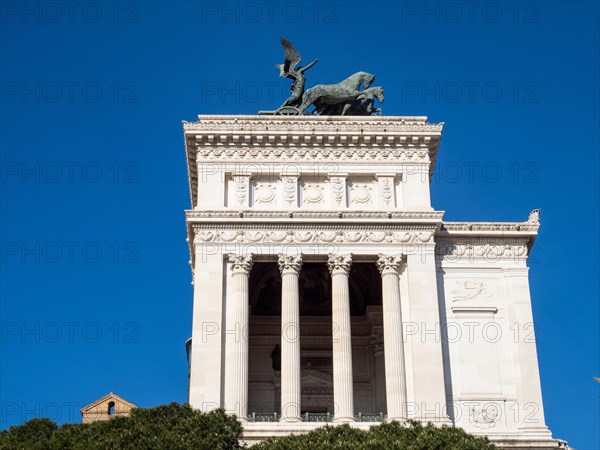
[333,416,356,423]
[385,416,407,424]
[279,417,302,423]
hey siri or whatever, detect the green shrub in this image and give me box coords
[253,420,496,450]
[0,403,243,450]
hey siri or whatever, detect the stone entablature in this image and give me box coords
[184,116,443,212]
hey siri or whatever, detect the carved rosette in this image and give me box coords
[228,254,254,275]
[277,254,303,275]
[376,254,403,275]
[327,254,352,275]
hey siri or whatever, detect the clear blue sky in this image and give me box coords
[1,1,598,448]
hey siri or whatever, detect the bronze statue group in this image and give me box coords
[260,37,384,116]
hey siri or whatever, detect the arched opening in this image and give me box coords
[107,401,115,416]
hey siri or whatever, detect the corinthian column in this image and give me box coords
[278,254,302,422]
[224,253,253,421]
[327,254,355,422]
[376,254,407,422]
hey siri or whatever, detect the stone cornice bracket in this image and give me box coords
[376,254,404,275]
[277,254,303,275]
[227,253,254,274]
[327,254,353,275]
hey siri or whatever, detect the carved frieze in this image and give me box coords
[436,242,529,260]
[193,226,436,245]
[196,147,430,162]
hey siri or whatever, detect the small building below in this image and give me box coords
[80,392,136,424]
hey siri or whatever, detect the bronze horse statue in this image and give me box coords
[298,71,379,115]
[313,85,384,116]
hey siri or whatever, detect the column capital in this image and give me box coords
[228,253,253,275]
[376,254,403,275]
[278,254,302,275]
[327,253,352,275]
[368,335,384,354]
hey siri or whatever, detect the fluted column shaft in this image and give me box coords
[369,335,386,413]
[224,254,253,420]
[278,254,302,422]
[328,254,355,422]
[377,254,407,421]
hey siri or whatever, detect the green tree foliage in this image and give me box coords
[1,406,496,450]
[253,420,497,450]
[0,403,242,450]
[0,418,57,450]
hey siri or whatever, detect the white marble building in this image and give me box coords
[183,115,565,448]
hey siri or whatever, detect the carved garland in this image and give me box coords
[194,228,435,245]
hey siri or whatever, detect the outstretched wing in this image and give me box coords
[280,36,301,74]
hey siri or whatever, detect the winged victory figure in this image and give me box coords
[276,37,318,109]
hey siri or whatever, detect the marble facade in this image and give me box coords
[183,115,564,448]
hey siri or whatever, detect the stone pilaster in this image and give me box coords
[224,253,253,420]
[377,254,408,422]
[327,254,355,422]
[278,254,303,422]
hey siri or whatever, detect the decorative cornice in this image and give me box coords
[184,115,443,132]
[186,210,445,222]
